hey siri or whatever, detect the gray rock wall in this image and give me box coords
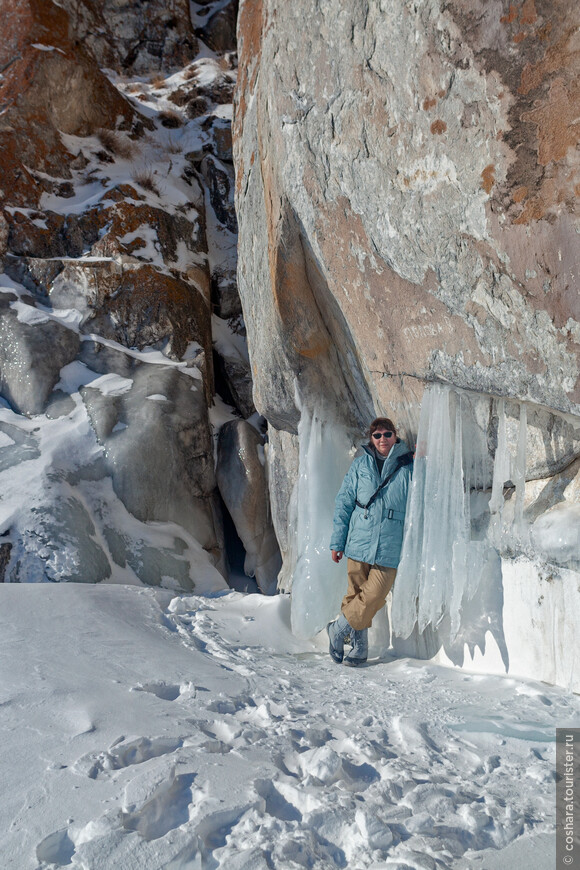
[234,0,580,442]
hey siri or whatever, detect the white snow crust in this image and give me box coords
[0,582,571,870]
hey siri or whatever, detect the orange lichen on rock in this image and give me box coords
[513,186,528,203]
[514,194,547,224]
[481,164,495,194]
[537,21,552,40]
[519,29,576,95]
[430,119,447,134]
[0,133,42,208]
[500,5,518,24]
[0,0,143,215]
[523,77,580,165]
[0,0,136,135]
[423,97,437,110]
[521,0,538,25]
[233,0,263,139]
[5,208,66,256]
[500,0,537,28]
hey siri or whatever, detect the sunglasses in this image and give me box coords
[372,431,393,439]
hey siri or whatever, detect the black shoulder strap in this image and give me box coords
[355,452,413,512]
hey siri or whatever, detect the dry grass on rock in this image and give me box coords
[164,136,183,155]
[158,109,184,129]
[131,167,161,196]
[97,129,136,160]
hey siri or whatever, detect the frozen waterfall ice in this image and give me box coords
[290,406,353,638]
[391,383,579,645]
[390,385,500,641]
[289,384,579,660]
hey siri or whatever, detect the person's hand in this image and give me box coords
[331,550,343,563]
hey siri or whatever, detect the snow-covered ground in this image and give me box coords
[1,582,574,869]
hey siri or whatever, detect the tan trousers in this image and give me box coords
[341,558,397,630]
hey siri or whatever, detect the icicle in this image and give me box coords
[390,394,430,638]
[393,384,577,650]
[393,384,503,644]
[290,404,353,638]
[512,402,528,549]
[489,398,510,548]
[416,385,453,631]
[393,385,470,636]
[449,392,469,639]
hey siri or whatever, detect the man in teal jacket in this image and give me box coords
[328,417,413,666]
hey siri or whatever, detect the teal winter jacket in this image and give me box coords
[330,439,413,569]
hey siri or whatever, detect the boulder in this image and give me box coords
[195,0,239,54]
[0,294,80,415]
[57,0,198,73]
[79,347,221,556]
[216,420,282,592]
[85,265,213,376]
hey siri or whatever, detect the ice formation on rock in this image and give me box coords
[392,384,580,646]
[290,404,353,638]
[531,504,580,569]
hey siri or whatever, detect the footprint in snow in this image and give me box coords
[36,828,75,867]
[206,694,256,715]
[73,735,184,779]
[297,745,379,789]
[131,680,195,701]
[121,772,196,841]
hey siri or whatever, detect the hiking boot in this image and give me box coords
[327,613,351,664]
[343,628,368,666]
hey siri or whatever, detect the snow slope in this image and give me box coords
[1,583,574,869]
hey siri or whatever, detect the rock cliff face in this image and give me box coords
[234,0,580,435]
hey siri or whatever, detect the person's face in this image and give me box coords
[371,429,396,456]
